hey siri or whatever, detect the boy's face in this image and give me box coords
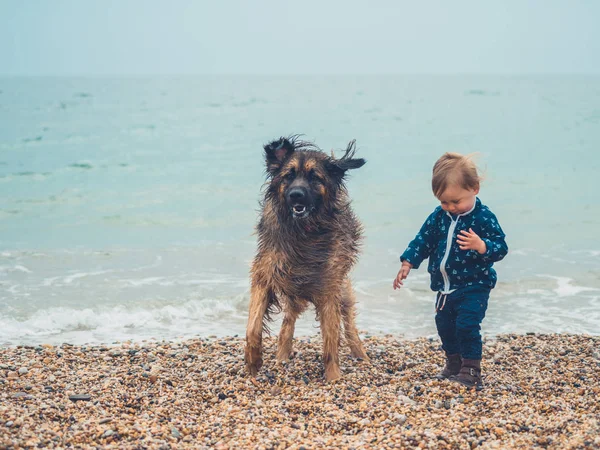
[437,184,479,215]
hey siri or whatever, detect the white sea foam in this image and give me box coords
[572,249,600,257]
[510,248,534,256]
[0,264,32,274]
[538,275,600,297]
[122,276,166,287]
[63,270,115,284]
[0,297,248,346]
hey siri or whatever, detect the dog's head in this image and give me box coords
[263,136,365,220]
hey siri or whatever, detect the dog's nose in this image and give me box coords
[289,188,305,201]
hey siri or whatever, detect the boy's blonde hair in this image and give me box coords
[432,152,481,199]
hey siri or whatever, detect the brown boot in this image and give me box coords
[435,353,462,380]
[451,359,483,390]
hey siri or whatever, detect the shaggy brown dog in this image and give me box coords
[245,136,369,381]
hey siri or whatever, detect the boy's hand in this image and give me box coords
[457,228,487,254]
[393,262,413,290]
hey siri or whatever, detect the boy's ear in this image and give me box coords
[264,137,295,174]
[325,139,366,179]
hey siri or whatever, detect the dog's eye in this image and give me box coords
[284,169,295,181]
[309,170,322,184]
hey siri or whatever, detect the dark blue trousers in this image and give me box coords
[434,285,490,360]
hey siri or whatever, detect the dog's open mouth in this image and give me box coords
[292,203,309,218]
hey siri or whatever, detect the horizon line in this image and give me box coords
[1,72,599,78]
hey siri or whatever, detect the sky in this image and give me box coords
[1,0,599,75]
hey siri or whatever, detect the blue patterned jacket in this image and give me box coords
[400,198,508,293]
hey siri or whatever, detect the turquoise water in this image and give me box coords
[1,75,599,345]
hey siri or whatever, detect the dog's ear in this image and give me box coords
[326,139,366,179]
[264,137,295,174]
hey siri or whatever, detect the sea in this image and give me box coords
[1,75,599,346]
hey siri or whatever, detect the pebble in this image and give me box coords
[397,395,417,406]
[68,394,91,402]
[393,413,408,424]
[0,333,598,449]
[270,386,282,395]
[12,392,33,400]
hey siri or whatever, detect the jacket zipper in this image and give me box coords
[440,216,459,293]
[439,200,478,293]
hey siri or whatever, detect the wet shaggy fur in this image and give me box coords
[245,136,369,381]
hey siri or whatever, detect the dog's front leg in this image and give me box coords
[341,278,370,361]
[277,300,307,362]
[276,310,297,362]
[317,300,342,381]
[245,281,271,377]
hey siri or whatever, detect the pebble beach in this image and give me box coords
[1,333,599,449]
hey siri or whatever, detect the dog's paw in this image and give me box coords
[246,363,259,377]
[276,349,292,363]
[325,365,342,382]
[350,347,370,361]
[245,346,263,376]
[355,355,371,364]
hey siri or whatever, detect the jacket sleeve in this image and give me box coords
[400,211,437,269]
[479,211,508,263]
